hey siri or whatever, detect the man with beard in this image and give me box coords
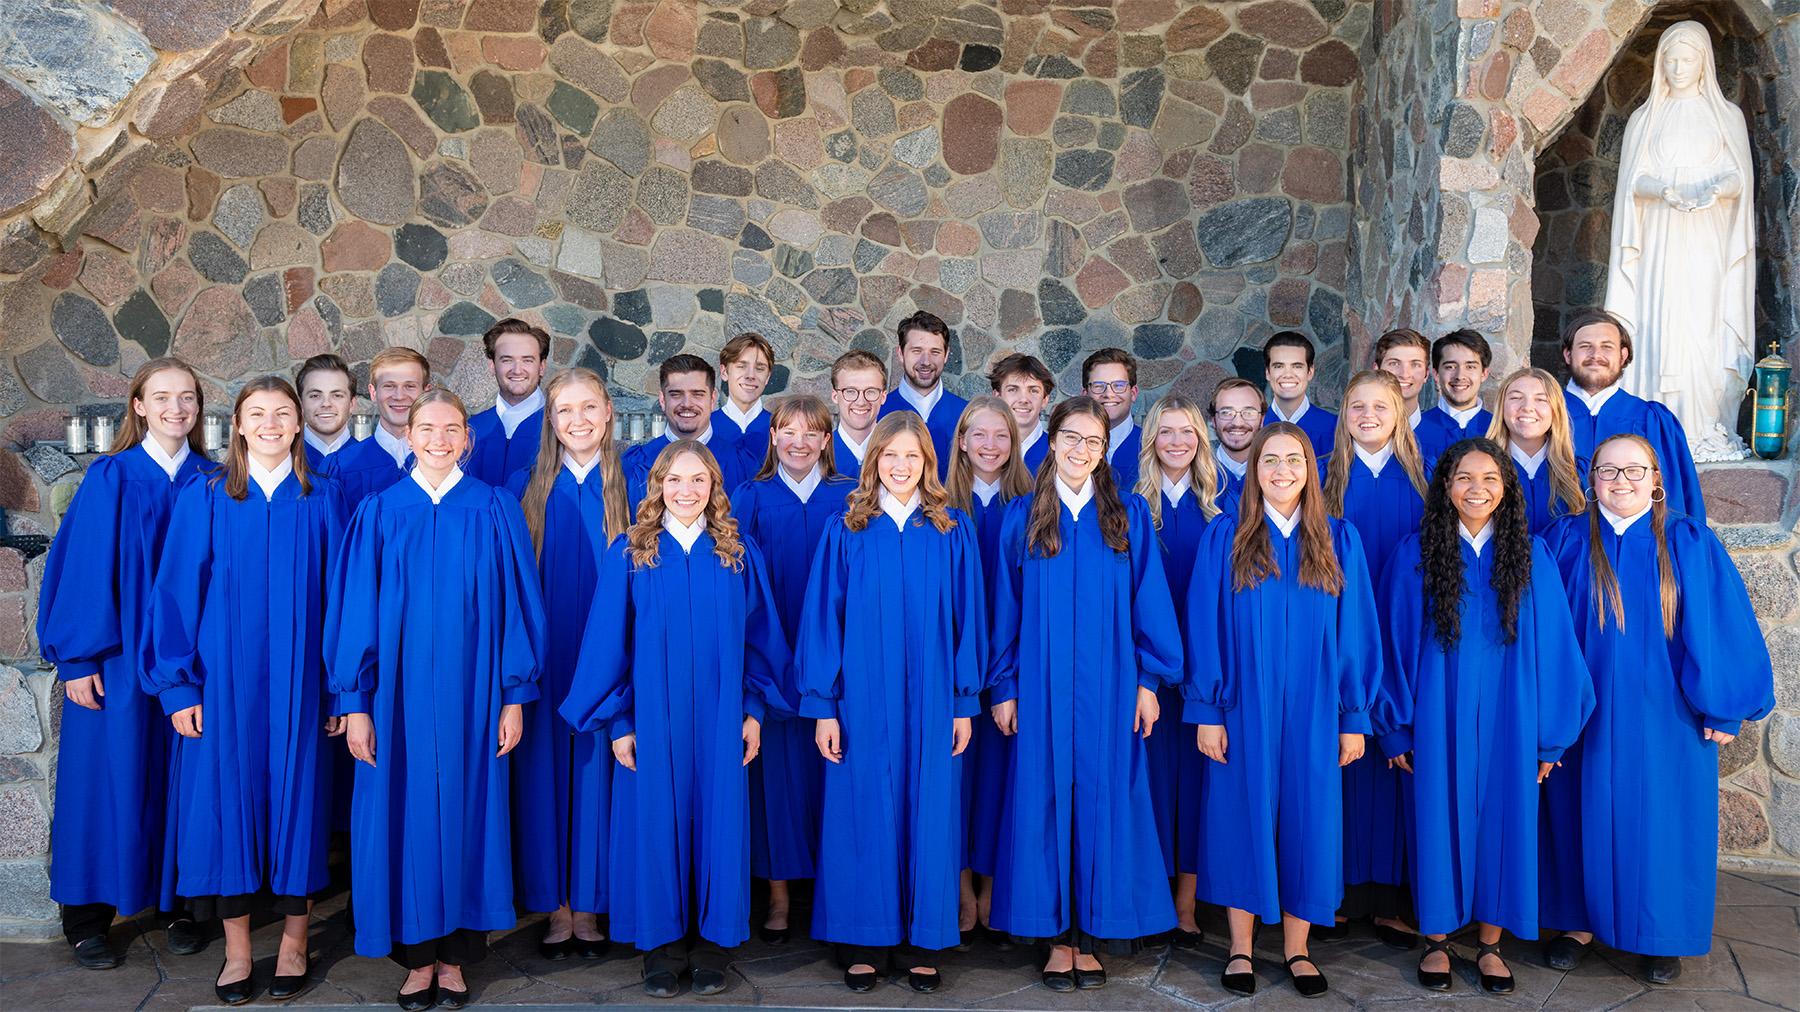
[1208,378,1266,514]
[623,354,750,504]
[466,319,550,487]
[878,311,966,477]
[1414,330,1494,466]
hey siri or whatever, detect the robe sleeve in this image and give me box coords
[795,521,849,720]
[1527,538,1596,763]
[948,513,990,718]
[561,540,636,740]
[1181,518,1235,724]
[142,475,216,715]
[1125,496,1184,691]
[35,457,126,681]
[1668,520,1776,735]
[490,489,547,706]
[1331,522,1383,735]
[984,500,1029,705]
[1645,403,1706,521]
[324,494,384,716]
[739,540,794,723]
[1373,537,1425,758]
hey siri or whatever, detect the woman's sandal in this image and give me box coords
[1221,953,1255,996]
[1417,938,1453,991]
[1284,953,1329,998]
[1477,941,1515,994]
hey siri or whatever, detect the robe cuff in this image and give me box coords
[1538,745,1567,764]
[798,695,838,720]
[953,694,981,718]
[988,678,1018,706]
[158,685,203,716]
[1338,710,1373,735]
[1704,718,1742,737]
[334,691,372,716]
[1184,699,1226,725]
[1379,728,1413,759]
[1136,670,1163,691]
[501,682,540,706]
[54,659,101,680]
[743,694,766,724]
[610,717,635,741]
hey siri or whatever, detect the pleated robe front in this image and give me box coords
[1514,455,1588,536]
[466,405,543,487]
[965,492,1014,877]
[1146,487,1212,878]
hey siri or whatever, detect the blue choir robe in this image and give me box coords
[325,475,547,956]
[730,473,855,881]
[1375,535,1594,939]
[321,433,411,507]
[302,430,359,472]
[965,491,1015,877]
[1147,486,1213,878]
[1514,453,1589,536]
[798,508,988,950]
[1336,453,1426,891]
[1541,515,1774,956]
[1414,404,1493,467]
[1020,430,1049,475]
[1268,402,1339,462]
[987,493,1184,942]
[1107,423,1142,492]
[145,470,346,904]
[502,464,624,915]
[713,404,771,472]
[622,432,751,506]
[561,534,792,951]
[1184,513,1383,926]
[878,387,967,478]
[37,444,213,915]
[467,402,544,488]
[1214,458,1248,516]
[832,430,867,482]
[1562,387,1704,520]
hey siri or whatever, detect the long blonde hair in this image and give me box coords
[113,357,208,456]
[625,441,745,571]
[1133,395,1221,525]
[1587,434,1679,638]
[216,376,315,501]
[944,395,1031,512]
[1485,367,1586,521]
[1233,423,1343,595]
[1324,370,1428,513]
[842,413,957,533]
[752,394,839,481]
[519,369,630,555]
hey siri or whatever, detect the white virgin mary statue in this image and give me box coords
[1604,20,1757,461]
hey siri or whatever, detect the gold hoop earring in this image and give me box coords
[1649,486,1665,503]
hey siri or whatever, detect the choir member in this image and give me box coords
[38,358,214,969]
[989,353,1054,474]
[877,311,967,475]
[714,331,775,470]
[1415,330,1495,465]
[1186,423,1382,998]
[1485,367,1588,534]
[466,318,548,487]
[505,368,631,961]
[1082,348,1142,491]
[1540,435,1773,984]
[562,443,790,999]
[1374,328,1432,431]
[296,353,360,467]
[326,389,547,1009]
[1262,332,1338,455]
[829,350,886,481]
[621,354,748,504]
[729,395,855,945]
[322,347,430,506]
[1131,395,1222,948]
[1375,439,1594,993]
[1207,378,1265,514]
[988,396,1183,991]
[799,412,988,993]
[146,376,347,1004]
[1558,309,1705,519]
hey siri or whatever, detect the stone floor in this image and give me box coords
[1,870,1795,1010]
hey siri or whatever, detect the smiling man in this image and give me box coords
[1374,328,1432,430]
[295,353,360,469]
[466,318,550,487]
[877,310,967,477]
[989,352,1055,474]
[1261,332,1337,459]
[622,354,749,504]
[1081,347,1142,490]
[829,350,887,481]
[321,346,431,506]
[1208,378,1266,514]
[1414,330,1494,465]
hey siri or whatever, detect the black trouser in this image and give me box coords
[188,892,309,923]
[389,929,488,970]
[644,934,730,976]
[61,904,197,946]
[838,943,939,972]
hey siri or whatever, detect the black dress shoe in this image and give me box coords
[574,936,610,959]
[641,970,681,998]
[691,967,728,995]
[1170,928,1205,951]
[166,917,209,955]
[268,957,310,1000]
[1644,955,1682,984]
[956,927,975,950]
[1221,953,1255,996]
[758,923,790,945]
[1544,934,1590,970]
[1285,954,1329,998]
[1312,920,1351,942]
[1477,942,1515,994]
[436,982,469,1010]
[1040,967,1075,992]
[907,968,941,993]
[844,966,880,992]
[983,923,1014,950]
[215,964,256,1006]
[1416,939,1453,991]
[71,935,119,970]
[1376,923,1418,949]
[396,980,436,1011]
[538,935,573,960]
[1074,964,1107,989]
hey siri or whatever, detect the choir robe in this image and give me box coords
[1415,405,1494,467]
[1020,431,1049,476]
[325,475,547,957]
[713,406,771,473]
[502,464,628,915]
[467,403,544,488]
[562,534,791,952]
[797,508,988,951]
[1214,464,1248,516]
[1376,535,1594,939]
[322,435,410,507]
[302,433,358,472]
[965,492,1014,876]
[1267,403,1339,461]
[145,470,346,904]
[1184,514,1383,926]
[987,493,1184,943]
[622,433,751,506]
[1562,387,1704,520]
[832,431,867,482]
[1336,454,1426,892]
[1541,516,1774,956]
[1515,454,1589,536]
[37,445,213,916]
[1146,487,1213,878]
[878,388,967,478]
[730,474,856,881]
[1107,424,1142,492]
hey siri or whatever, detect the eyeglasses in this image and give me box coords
[1258,454,1308,471]
[1086,380,1132,395]
[1056,431,1107,453]
[833,387,885,403]
[1593,464,1652,481]
[1213,408,1261,422]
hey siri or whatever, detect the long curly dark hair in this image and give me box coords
[1418,438,1531,650]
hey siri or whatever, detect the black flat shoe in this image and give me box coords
[436,983,469,1009]
[72,935,119,970]
[1477,942,1514,994]
[908,968,941,993]
[983,923,1014,950]
[1644,955,1682,984]
[1170,928,1204,950]
[1544,934,1589,970]
[1285,954,1329,998]
[1074,964,1107,989]
[396,980,436,1011]
[1040,967,1075,992]
[957,927,975,950]
[574,936,610,959]
[692,967,728,995]
[845,966,880,992]
[1416,938,1453,991]
[166,917,209,955]
[1221,953,1255,995]
[641,970,680,998]
[215,964,256,1006]
[759,923,789,944]
[1312,920,1351,941]
[268,957,310,1000]
[1376,923,1418,949]
[538,935,573,960]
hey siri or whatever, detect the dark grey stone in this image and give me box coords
[867,165,928,216]
[412,70,480,132]
[688,195,746,238]
[1119,68,1164,130]
[697,289,724,313]
[1051,150,1114,191]
[52,291,119,366]
[879,68,924,101]
[824,130,857,163]
[1441,102,1485,160]
[693,160,753,197]
[924,164,951,188]
[802,267,857,305]
[394,223,449,270]
[588,316,648,359]
[1040,327,1083,371]
[732,249,773,286]
[243,273,286,326]
[16,342,87,404]
[21,444,78,484]
[543,304,586,335]
[438,301,497,335]
[1038,279,1086,326]
[725,292,798,355]
[647,330,686,362]
[743,16,800,68]
[189,230,248,283]
[693,58,750,103]
[1028,55,1082,79]
[764,276,805,314]
[589,108,651,175]
[960,44,1000,72]
[1131,324,1183,359]
[774,245,814,278]
[297,183,334,236]
[755,162,816,208]
[612,289,651,324]
[1196,197,1292,268]
[1097,122,1126,151]
[739,222,773,251]
[1253,107,1301,145]
[853,239,886,273]
[1053,115,1097,149]
[112,289,170,357]
[375,263,420,317]
[548,81,599,135]
[492,258,555,308]
[418,162,490,227]
[1061,79,1116,117]
[1307,288,1347,346]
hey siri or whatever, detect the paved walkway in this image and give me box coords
[2,871,1795,1010]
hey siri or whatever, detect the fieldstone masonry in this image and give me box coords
[0,0,1796,939]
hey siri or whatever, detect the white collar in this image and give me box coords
[1597,503,1651,535]
[304,426,353,457]
[1459,520,1493,557]
[1019,421,1046,453]
[1264,502,1300,539]
[722,397,765,430]
[563,450,600,485]
[1055,474,1093,520]
[1353,440,1394,476]
[495,386,545,438]
[1106,414,1135,461]
[1566,380,1621,415]
[1160,470,1191,507]
[1214,445,1247,479]
[897,380,944,419]
[779,464,822,503]
[1270,397,1311,424]
[247,455,292,501]
[140,437,192,481]
[972,475,1002,506]
[1438,399,1484,428]
[373,423,410,468]
[878,488,919,531]
[836,426,870,462]
[1407,406,1423,429]
[1509,440,1549,478]
[411,465,463,505]
[688,424,714,446]
[663,511,707,553]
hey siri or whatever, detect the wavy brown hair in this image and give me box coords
[1485,367,1586,521]
[1324,370,1428,512]
[843,412,957,533]
[214,376,315,501]
[626,441,746,571]
[1133,395,1222,524]
[752,394,839,481]
[1232,422,1343,595]
[112,357,208,456]
[945,395,1032,512]
[1025,396,1130,557]
[1586,434,1679,638]
[519,368,630,556]
[1418,438,1531,649]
